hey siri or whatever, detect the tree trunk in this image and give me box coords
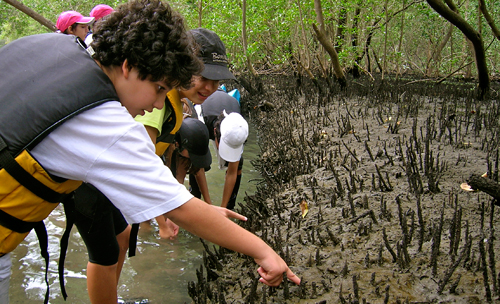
[296,0,311,68]
[426,0,490,99]
[314,0,325,34]
[2,0,56,32]
[363,20,381,74]
[479,0,500,41]
[198,0,203,28]
[382,0,389,79]
[351,6,361,78]
[312,23,347,87]
[396,0,405,78]
[335,6,347,53]
[242,0,257,76]
[428,24,453,77]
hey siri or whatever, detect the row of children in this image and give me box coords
[0,1,296,304]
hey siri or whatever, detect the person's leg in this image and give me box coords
[0,253,11,304]
[226,172,242,210]
[115,224,131,281]
[86,205,129,304]
[73,184,128,304]
[86,225,129,304]
[87,262,119,304]
[189,173,202,198]
[226,157,244,210]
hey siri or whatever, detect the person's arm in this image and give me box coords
[194,168,212,204]
[165,197,300,286]
[221,161,239,208]
[144,125,159,144]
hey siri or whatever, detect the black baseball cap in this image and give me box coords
[190,28,236,80]
[177,118,212,169]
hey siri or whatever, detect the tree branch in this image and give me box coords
[479,0,500,41]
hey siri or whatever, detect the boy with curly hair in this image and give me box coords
[0,0,300,302]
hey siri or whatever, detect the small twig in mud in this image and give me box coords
[449,274,462,294]
[245,276,259,303]
[298,280,307,299]
[326,226,341,246]
[479,200,493,302]
[337,114,353,138]
[430,202,445,276]
[283,272,289,299]
[414,194,425,252]
[346,210,378,225]
[488,202,498,295]
[315,248,322,266]
[378,244,384,266]
[353,275,360,302]
[479,232,493,302]
[348,191,357,218]
[375,164,393,191]
[384,285,390,304]
[339,284,346,304]
[217,281,227,304]
[342,140,360,163]
[449,195,461,261]
[200,239,223,271]
[364,252,371,268]
[405,141,424,195]
[396,242,405,269]
[437,234,472,294]
[383,227,397,262]
[321,279,330,293]
[379,195,392,221]
[341,261,349,277]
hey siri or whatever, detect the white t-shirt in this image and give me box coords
[30,101,193,224]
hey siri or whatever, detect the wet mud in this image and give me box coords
[188,75,500,303]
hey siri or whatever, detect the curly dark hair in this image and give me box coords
[91,0,202,90]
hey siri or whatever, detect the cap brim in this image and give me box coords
[189,149,212,169]
[201,64,235,80]
[218,141,242,163]
[77,16,95,25]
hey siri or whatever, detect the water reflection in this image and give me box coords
[9,124,260,303]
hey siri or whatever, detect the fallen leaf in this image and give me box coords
[300,200,308,218]
[460,182,475,192]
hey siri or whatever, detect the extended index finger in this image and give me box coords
[211,205,248,221]
[286,268,301,285]
[224,209,247,221]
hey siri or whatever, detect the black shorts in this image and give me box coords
[65,183,129,266]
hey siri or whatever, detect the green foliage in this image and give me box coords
[1,0,499,79]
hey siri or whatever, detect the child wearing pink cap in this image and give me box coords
[85,4,115,46]
[56,10,94,43]
[90,4,114,20]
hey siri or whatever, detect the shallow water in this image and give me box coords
[9,123,261,303]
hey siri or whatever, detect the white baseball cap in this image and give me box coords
[219,112,248,162]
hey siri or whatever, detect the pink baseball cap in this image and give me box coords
[56,11,94,32]
[90,4,114,20]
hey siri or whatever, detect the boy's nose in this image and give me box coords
[154,95,165,110]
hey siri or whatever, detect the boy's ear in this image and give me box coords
[121,59,130,79]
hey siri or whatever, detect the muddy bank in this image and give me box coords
[188,75,500,303]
